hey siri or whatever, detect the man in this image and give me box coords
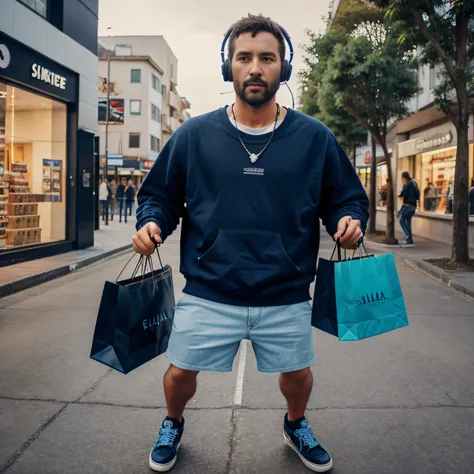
[133,14,368,473]
[423,180,437,212]
[98,177,109,225]
[380,177,389,206]
[116,177,127,223]
[125,179,136,217]
[398,171,419,245]
[109,178,118,220]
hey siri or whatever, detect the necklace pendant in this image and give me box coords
[249,153,258,163]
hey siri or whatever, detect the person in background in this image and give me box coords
[469,178,474,216]
[379,178,389,206]
[423,180,437,212]
[116,177,127,223]
[398,171,419,245]
[98,177,109,225]
[446,179,454,214]
[109,179,118,220]
[125,179,136,217]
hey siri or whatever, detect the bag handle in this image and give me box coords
[115,245,164,282]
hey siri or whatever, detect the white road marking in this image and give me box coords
[233,340,248,406]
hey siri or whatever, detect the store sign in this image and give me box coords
[0,32,77,103]
[31,64,67,90]
[364,151,371,165]
[143,160,154,169]
[415,131,453,152]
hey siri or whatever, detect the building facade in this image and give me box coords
[0,0,99,266]
[96,36,190,185]
[328,0,474,249]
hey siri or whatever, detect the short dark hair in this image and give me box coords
[401,171,411,181]
[227,14,285,62]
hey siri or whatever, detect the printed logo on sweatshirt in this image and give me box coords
[243,167,264,176]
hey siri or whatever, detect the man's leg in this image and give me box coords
[406,207,415,243]
[280,368,313,420]
[163,364,199,421]
[399,208,409,239]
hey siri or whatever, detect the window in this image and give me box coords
[130,100,141,116]
[0,81,67,251]
[150,135,160,152]
[17,0,47,18]
[129,133,140,148]
[115,45,132,56]
[152,74,161,92]
[131,69,141,83]
[161,84,167,96]
[151,104,161,122]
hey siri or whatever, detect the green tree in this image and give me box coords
[300,30,367,167]
[321,31,418,243]
[370,0,474,262]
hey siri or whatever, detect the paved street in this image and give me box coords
[1,229,474,474]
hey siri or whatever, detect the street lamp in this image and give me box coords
[104,26,112,225]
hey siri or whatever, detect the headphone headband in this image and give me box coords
[220,23,294,83]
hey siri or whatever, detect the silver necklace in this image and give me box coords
[231,103,280,164]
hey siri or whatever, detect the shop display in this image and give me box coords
[0,163,42,248]
[42,159,62,201]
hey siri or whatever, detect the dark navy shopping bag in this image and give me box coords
[90,251,175,374]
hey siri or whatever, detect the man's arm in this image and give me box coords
[135,129,187,242]
[318,132,369,248]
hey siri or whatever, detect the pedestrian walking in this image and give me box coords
[116,177,127,223]
[132,14,369,473]
[109,179,118,220]
[446,179,454,214]
[98,177,110,225]
[398,171,419,245]
[125,179,135,217]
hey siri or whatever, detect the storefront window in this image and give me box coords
[0,82,66,251]
[416,147,456,214]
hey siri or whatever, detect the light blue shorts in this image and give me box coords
[166,294,315,373]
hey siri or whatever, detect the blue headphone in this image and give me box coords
[220,24,294,83]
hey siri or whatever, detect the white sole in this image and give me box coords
[149,442,180,472]
[283,431,333,472]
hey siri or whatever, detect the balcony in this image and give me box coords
[169,90,181,111]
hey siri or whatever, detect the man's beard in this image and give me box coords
[234,76,280,106]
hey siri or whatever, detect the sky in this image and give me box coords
[98,0,331,116]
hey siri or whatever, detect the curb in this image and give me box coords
[403,258,474,299]
[363,239,400,249]
[0,244,132,299]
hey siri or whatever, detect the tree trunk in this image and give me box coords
[379,138,397,244]
[368,136,377,234]
[452,93,470,263]
[352,142,357,168]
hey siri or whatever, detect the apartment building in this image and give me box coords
[0,0,99,265]
[96,36,191,183]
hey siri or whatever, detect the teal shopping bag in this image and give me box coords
[334,253,408,341]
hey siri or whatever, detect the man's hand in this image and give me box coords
[132,222,162,255]
[333,216,363,249]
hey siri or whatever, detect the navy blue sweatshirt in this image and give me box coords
[137,107,369,306]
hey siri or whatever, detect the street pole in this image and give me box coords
[104,50,111,225]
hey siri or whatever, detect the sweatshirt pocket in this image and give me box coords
[197,229,303,289]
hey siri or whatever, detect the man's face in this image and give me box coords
[231,32,282,106]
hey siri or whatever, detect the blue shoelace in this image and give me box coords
[155,427,179,448]
[294,426,321,449]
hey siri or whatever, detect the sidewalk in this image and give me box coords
[0,216,136,298]
[364,234,474,298]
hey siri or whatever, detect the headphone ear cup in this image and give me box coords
[224,58,233,82]
[280,60,292,83]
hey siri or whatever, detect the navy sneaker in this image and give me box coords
[283,414,332,472]
[149,416,184,472]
